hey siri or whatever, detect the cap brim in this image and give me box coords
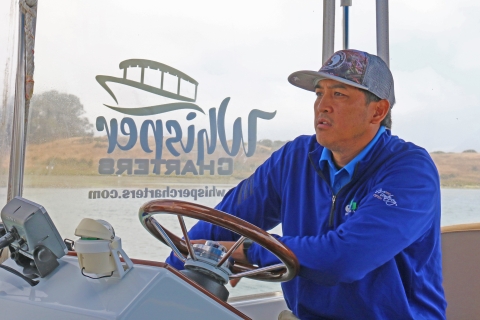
[288,70,369,92]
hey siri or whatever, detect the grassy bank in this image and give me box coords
[431,152,480,188]
[0,137,478,188]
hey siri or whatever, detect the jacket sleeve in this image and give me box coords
[248,149,441,285]
[165,142,287,269]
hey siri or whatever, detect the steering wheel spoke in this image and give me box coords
[147,216,186,263]
[177,215,198,261]
[229,263,286,279]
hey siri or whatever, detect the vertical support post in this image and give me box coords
[8,0,38,201]
[376,0,390,67]
[341,0,352,50]
[8,12,27,201]
[322,0,336,64]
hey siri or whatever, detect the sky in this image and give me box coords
[1,0,480,152]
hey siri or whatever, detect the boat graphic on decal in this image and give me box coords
[95,59,204,116]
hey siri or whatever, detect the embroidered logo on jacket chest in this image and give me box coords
[345,199,357,216]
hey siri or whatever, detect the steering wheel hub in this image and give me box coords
[184,241,232,284]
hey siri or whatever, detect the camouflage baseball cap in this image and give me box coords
[288,49,395,107]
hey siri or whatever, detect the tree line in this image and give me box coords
[28,90,93,144]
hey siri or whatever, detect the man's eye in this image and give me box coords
[334,92,345,96]
[316,92,323,97]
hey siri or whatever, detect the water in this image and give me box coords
[440,189,480,226]
[3,187,480,297]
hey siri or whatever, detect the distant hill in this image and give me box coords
[2,137,477,188]
[430,152,480,187]
[18,136,287,181]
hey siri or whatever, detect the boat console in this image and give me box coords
[0,197,298,320]
[0,254,249,319]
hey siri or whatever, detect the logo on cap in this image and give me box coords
[323,51,347,70]
[320,50,368,85]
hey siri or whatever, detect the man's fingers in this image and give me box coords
[230,278,241,287]
[190,239,206,245]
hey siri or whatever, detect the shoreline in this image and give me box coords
[0,174,477,189]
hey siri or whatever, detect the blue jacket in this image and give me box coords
[167,130,447,319]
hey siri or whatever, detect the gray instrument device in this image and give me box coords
[0,196,67,278]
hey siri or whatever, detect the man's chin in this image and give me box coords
[315,136,329,148]
[315,132,328,146]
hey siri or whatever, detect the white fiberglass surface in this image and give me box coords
[1,0,477,297]
[0,256,243,320]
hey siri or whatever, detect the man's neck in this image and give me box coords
[332,146,365,168]
[331,126,381,168]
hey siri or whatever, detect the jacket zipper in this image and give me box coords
[327,165,359,228]
[308,153,359,229]
[328,195,336,227]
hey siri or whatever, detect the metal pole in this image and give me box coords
[8,12,27,201]
[7,0,37,201]
[341,0,352,50]
[343,6,349,50]
[322,0,336,64]
[376,0,390,67]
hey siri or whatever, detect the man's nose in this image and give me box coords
[315,95,333,113]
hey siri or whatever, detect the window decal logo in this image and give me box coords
[94,59,276,176]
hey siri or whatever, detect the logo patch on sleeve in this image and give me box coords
[373,188,398,206]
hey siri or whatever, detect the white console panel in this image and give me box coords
[0,256,244,320]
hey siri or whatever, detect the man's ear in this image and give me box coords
[371,99,390,124]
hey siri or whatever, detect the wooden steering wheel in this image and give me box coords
[138,199,299,282]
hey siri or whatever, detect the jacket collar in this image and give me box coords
[309,129,392,176]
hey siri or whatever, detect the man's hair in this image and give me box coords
[362,89,392,129]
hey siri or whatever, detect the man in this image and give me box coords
[167,49,447,319]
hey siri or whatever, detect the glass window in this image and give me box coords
[5,0,478,297]
[0,0,18,199]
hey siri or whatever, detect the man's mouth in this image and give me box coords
[317,118,332,127]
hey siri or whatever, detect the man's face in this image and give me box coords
[314,79,377,154]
